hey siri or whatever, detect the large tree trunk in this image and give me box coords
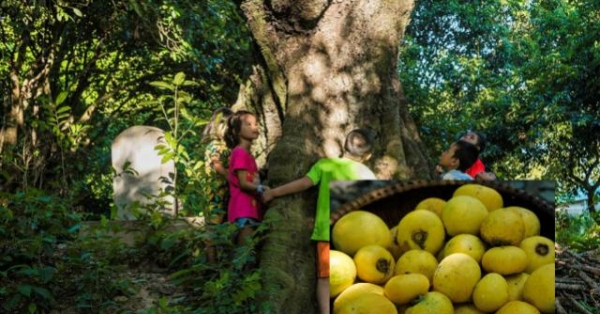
[236,0,431,312]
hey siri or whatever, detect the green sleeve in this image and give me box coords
[305,159,323,185]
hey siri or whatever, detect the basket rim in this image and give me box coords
[330,180,554,225]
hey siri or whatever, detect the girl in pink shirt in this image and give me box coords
[224,110,266,247]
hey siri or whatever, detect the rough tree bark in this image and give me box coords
[234,0,431,312]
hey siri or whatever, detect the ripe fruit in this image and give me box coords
[396,209,445,255]
[353,245,395,284]
[481,246,528,275]
[505,272,529,301]
[440,234,486,263]
[520,236,555,273]
[384,273,430,304]
[337,293,398,314]
[441,195,488,236]
[433,253,481,303]
[415,197,446,218]
[453,183,503,211]
[496,300,541,314]
[394,249,438,283]
[405,291,454,314]
[330,183,553,314]
[523,263,555,313]
[480,208,525,246]
[330,250,357,298]
[333,283,385,314]
[454,304,486,314]
[389,226,404,260]
[507,206,541,237]
[472,273,509,312]
[332,210,391,256]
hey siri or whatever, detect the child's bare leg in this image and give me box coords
[206,213,223,263]
[237,224,258,270]
[205,239,216,263]
[317,277,329,314]
[236,224,254,246]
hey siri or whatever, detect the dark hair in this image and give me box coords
[344,128,375,158]
[453,140,479,172]
[225,110,254,149]
[201,108,233,143]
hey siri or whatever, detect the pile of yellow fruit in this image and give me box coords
[330,183,555,314]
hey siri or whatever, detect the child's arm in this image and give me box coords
[475,172,497,181]
[236,170,263,193]
[211,158,228,179]
[262,177,314,203]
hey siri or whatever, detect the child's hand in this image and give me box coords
[435,165,444,174]
[252,175,261,185]
[476,172,497,181]
[262,189,273,203]
[307,218,315,230]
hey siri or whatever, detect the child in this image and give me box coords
[261,128,377,314]
[201,107,233,263]
[438,140,479,180]
[460,130,496,180]
[224,110,266,250]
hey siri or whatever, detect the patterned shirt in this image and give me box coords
[203,139,230,224]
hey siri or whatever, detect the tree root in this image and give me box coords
[556,244,600,313]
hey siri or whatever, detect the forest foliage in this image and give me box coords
[400,0,599,208]
[1,0,598,212]
[1,0,599,312]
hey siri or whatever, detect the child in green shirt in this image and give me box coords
[262,128,376,314]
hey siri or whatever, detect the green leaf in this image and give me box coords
[164,131,175,144]
[149,81,175,91]
[28,303,37,314]
[173,72,186,86]
[160,237,176,250]
[38,267,55,284]
[17,285,31,297]
[100,215,109,228]
[32,287,52,301]
[161,153,175,164]
[55,92,68,106]
[67,222,81,233]
[72,8,83,17]
[3,294,21,311]
[56,105,71,115]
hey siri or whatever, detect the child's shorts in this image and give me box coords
[234,217,261,229]
[316,241,329,278]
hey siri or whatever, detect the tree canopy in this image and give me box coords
[400,0,599,210]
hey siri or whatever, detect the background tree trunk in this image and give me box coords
[236,0,431,312]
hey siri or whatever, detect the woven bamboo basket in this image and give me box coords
[330,180,555,241]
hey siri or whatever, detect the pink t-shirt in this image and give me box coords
[227,146,262,222]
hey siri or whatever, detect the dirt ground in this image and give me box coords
[49,264,182,314]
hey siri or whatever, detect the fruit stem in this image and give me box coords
[536,243,549,256]
[412,230,428,249]
[376,258,390,273]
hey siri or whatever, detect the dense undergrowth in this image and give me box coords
[0,189,271,314]
[556,209,600,252]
